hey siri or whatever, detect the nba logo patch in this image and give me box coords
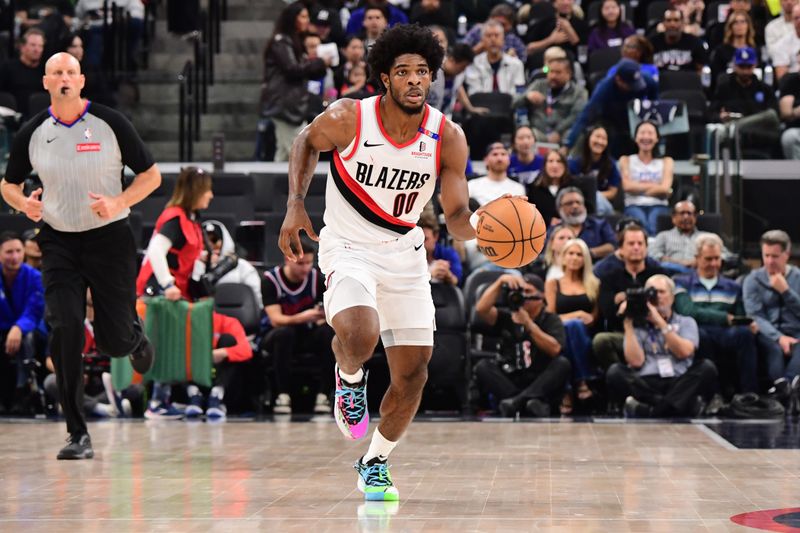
[84,128,92,140]
[419,141,426,152]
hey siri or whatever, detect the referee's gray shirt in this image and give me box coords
[4,101,155,232]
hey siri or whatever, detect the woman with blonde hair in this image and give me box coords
[545,238,599,413]
[710,11,759,83]
[530,225,576,281]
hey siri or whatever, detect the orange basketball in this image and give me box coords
[475,197,547,268]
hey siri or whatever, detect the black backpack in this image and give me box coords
[720,393,785,419]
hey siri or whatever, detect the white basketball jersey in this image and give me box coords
[324,95,445,243]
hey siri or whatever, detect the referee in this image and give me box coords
[0,53,160,460]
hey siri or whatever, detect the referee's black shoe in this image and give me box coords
[57,433,94,460]
[129,334,155,374]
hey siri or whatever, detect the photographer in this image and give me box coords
[593,223,663,371]
[472,273,570,417]
[259,239,334,415]
[607,274,718,417]
[192,221,262,307]
[674,234,758,397]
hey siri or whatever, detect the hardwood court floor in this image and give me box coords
[0,419,798,532]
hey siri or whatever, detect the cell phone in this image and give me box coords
[731,316,753,326]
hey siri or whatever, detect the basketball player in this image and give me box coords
[280,24,482,501]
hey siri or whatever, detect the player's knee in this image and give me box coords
[336,327,380,358]
[394,363,428,394]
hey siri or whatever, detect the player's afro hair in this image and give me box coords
[367,23,445,93]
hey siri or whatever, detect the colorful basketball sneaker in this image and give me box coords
[355,456,399,501]
[334,367,369,440]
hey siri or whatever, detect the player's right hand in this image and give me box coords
[25,188,43,222]
[279,201,319,262]
[164,286,182,301]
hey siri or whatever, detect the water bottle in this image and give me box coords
[458,15,467,37]
[701,65,711,89]
[764,65,774,87]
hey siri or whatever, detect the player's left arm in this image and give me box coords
[438,120,476,242]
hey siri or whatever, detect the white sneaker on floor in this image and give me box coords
[314,393,331,414]
[274,393,291,414]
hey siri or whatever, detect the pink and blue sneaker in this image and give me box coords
[334,366,369,440]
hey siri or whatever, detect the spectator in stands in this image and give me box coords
[260,238,334,415]
[428,42,474,118]
[136,167,212,301]
[261,2,332,161]
[555,187,616,260]
[526,150,575,226]
[766,0,796,62]
[361,5,390,51]
[337,60,375,99]
[184,311,254,420]
[545,238,599,412]
[507,126,544,186]
[674,234,759,396]
[710,46,781,156]
[606,34,659,82]
[779,68,800,158]
[568,125,621,216]
[648,200,731,273]
[667,0,705,37]
[473,273,570,417]
[529,225,576,281]
[743,230,800,404]
[772,3,800,80]
[308,4,345,48]
[22,229,42,271]
[467,142,525,205]
[16,0,73,59]
[710,12,760,84]
[0,231,45,415]
[650,8,708,72]
[60,33,116,108]
[462,3,527,62]
[135,167,213,419]
[420,213,462,286]
[513,57,586,145]
[620,121,673,236]
[0,28,47,118]
[464,20,526,96]
[607,274,717,417]
[410,0,456,34]
[345,0,408,37]
[303,31,336,113]
[593,223,664,370]
[527,45,570,84]
[193,221,263,309]
[333,36,366,92]
[565,59,658,157]
[587,0,635,53]
[525,0,589,59]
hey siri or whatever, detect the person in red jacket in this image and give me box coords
[184,312,254,420]
[136,167,213,418]
[136,167,213,300]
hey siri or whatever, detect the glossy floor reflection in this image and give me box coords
[0,419,798,532]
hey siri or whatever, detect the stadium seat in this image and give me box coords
[214,282,262,335]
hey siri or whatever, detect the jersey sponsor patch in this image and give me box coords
[76,143,101,152]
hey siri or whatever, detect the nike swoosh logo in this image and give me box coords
[363,141,384,148]
[414,243,423,251]
[46,138,57,143]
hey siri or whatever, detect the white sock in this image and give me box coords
[336,363,364,385]
[362,428,398,463]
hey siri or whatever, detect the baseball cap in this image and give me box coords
[523,273,545,293]
[734,46,757,66]
[312,8,332,26]
[616,59,646,91]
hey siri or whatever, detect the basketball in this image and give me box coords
[475,197,547,268]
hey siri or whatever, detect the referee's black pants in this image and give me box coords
[38,219,145,436]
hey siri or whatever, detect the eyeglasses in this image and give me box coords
[560,199,584,207]
[675,210,696,216]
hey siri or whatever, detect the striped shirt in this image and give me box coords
[673,272,745,326]
[648,227,732,263]
[5,101,154,232]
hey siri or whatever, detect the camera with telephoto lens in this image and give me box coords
[624,286,658,324]
[498,283,542,312]
[200,254,238,294]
